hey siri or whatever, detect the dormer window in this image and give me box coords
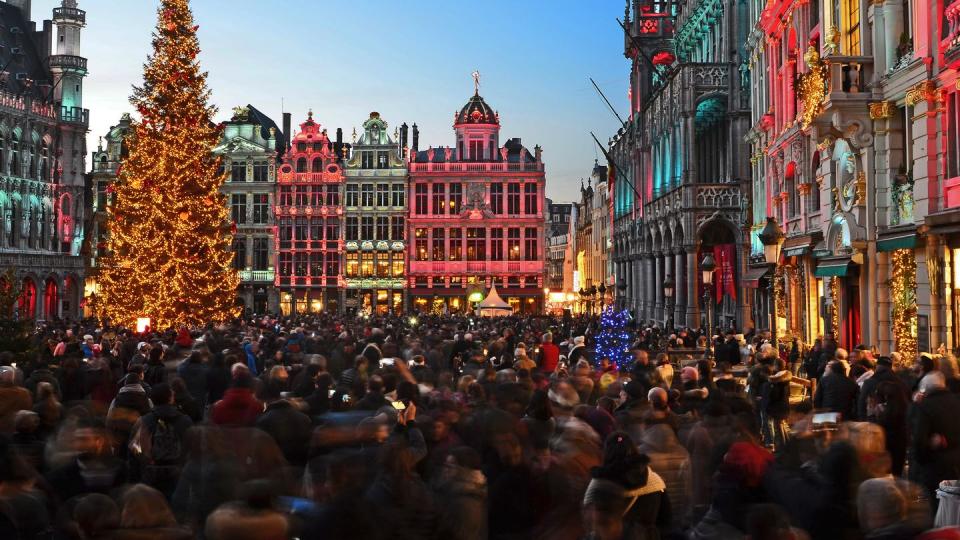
[469,140,483,161]
[361,152,374,169]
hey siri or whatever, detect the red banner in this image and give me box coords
[713,244,737,302]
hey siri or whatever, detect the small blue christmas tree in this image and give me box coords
[595,307,632,368]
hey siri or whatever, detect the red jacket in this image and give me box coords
[211,388,263,427]
[540,342,561,373]
[175,327,193,348]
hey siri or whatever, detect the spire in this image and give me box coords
[307,109,313,122]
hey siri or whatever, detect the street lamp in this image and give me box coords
[598,283,607,310]
[662,276,675,330]
[701,253,716,357]
[759,216,785,349]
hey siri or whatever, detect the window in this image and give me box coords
[507,183,520,214]
[377,151,389,168]
[361,253,374,277]
[232,238,246,270]
[524,227,538,261]
[467,228,486,261]
[361,184,374,207]
[312,157,323,172]
[253,238,269,270]
[469,140,483,161]
[279,218,292,248]
[392,256,404,277]
[491,183,504,214]
[376,183,389,207]
[279,252,292,276]
[949,95,960,180]
[297,142,307,152]
[448,228,462,261]
[231,194,247,224]
[449,183,462,214]
[376,217,389,240]
[294,253,308,276]
[346,253,358,277]
[326,185,339,206]
[392,184,405,207]
[524,183,538,214]
[346,184,359,207]
[325,252,339,276]
[415,228,428,261]
[326,219,339,241]
[432,228,445,261]
[491,228,504,260]
[376,253,390,277]
[311,186,323,207]
[391,217,404,240]
[508,228,521,261]
[279,185,292,205]
[253,194,269,224]
[843,0,860,55]
[296,157,307,173]
[432,184,446,215]
[346,217,359,240]
[294,217,308,241]
[295,186,309,206]
[361,152,374,169]
[231,161,247,182]
[361,217,374,239]
[310,252,323,276]
[313,142,324,152]
[415,184,428,214]
[310,218,323,240]
[253,161,269,182]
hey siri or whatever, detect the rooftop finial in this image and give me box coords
[307,109,313,121]
[472,70,481,95]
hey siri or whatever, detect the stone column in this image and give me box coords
[686,248,700,328]
[672,249,684,328]
[876,250,892,355]
[684,113,697,184]
[654,253,664,324]
[643,255,654,322]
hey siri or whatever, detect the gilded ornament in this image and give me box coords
[796,46,829,130]
[797,182,812,195]
[854,172,867,205]
[824,26,840,55]
[817,136,834,152]
[869,101,895,119]
[905,80,942,106]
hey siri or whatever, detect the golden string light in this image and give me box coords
[890,248,918,360]
[830,276,840,338]
[91,0,239,329]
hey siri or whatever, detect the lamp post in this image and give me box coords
[662,276,675,331]
[701,253,716,357]
[598,283,607,312]
[759,216,785,349]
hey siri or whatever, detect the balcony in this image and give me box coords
[48,55,87,73]
[645,181,743,218]
[409,161,543,173]
[52,6,86,24]
[59,106,89,126]
[410,260,543,275]
[945,0,960,68]
[239,269,275,282]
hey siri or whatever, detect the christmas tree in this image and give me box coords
[595,307,632,369]
[93,0,238,329]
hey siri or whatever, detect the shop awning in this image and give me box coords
[814,259,852,277]
[877,233,917,252]
[743,266,771,288]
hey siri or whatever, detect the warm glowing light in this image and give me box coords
[136,317,151,333]
[543,288,550,295]
[468,291,484,303]
[891,249,918,361]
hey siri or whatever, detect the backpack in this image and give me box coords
[142,416,182,464]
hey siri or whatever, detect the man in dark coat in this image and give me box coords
[255,380,312,467]
[130,383,193,497]
[176,350,210,408]
[908,371,960,510]
[857,356,906,420]
[715,332,740,365]
[814,361,858,420]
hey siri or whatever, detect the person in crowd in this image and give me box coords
[128,383,193,498]
[814,360,859,420]
[908,371,960,512]
[210,368,263,427]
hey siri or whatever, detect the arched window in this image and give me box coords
[312,157,322,172]
[39,141,49,181]
[17,278,36,319]
[10,132,19,176]
[810,151,821,212]
[296,157,307,173]
[786,162,798,218]
[43,277,57,319]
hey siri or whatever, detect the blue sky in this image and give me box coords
[33,0,627,201]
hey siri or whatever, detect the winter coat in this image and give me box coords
[23,368,60,399]
[814,372,859,420]
[243,343,259,376]
[540,342,561,373]
[432,464,488,540]
[210,388,263,427]
[639,423,692,531]
[255,400,312,467]
[176,359,209,407]
[0,384,31,434]
[583,467,670,540]
[908,388,960,497]
[760,370,793,419]
[131,404,193,465]
[858,365,905,420]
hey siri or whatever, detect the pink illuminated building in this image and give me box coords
[407,88,546,315]
[275,111,349,315]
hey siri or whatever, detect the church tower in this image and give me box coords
[50,0,88,192]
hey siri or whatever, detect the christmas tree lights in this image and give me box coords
[595,307,632,369]
[891,248,918,360]
[92,0,239,329]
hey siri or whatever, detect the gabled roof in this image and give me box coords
[0,3,54,100]
[245,104,286,155]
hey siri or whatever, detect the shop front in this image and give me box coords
[344,278,406,316]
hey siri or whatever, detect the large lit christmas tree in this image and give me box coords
[595,307,632,369]
[93,0,238,329]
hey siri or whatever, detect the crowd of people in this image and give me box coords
[0,313,959,539]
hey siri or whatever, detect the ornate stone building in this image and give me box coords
[214,105,284,314]
[610,0,751,330]
[407,84,546,314]
[341,112,407,315]
[1,0,88,320]
[275,111,348,315]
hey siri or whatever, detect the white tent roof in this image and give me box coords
[477,285,512,310]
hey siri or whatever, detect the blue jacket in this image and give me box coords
[243,343,259,376]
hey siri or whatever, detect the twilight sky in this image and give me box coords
[32,0,626,202]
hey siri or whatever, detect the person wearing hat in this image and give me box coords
[569,336,587,365]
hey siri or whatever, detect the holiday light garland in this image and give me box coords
[830,276,840,338]
[890,248,918,359]
[595,307,632,369]
[796,45,828,130]
[91,0,239,329]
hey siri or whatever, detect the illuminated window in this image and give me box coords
[449,228,462,260]
[467,227,486,261]
[346,253,359,277]
[415,228,428,261]
[508,228,521,261]
[449,183,462,214]
[392,255,404,277]
[376,253,390,277]
[361,253,374,277]
[843,0,860,55]
[432,228,445,260]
